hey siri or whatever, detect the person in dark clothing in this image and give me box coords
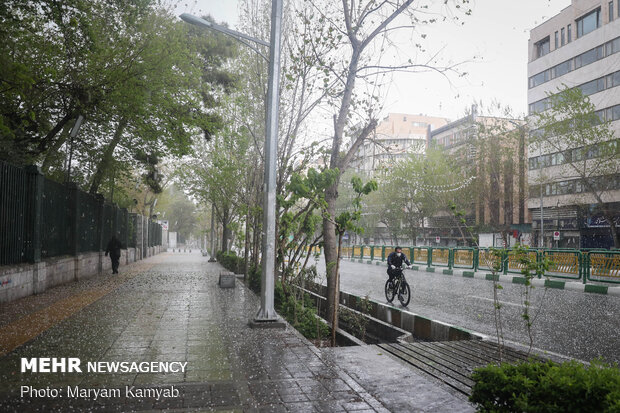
[105,234,123,274]
[386,246,410,282]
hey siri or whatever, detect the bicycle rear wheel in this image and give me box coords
[398,282,411,307]
[385,279,396,303]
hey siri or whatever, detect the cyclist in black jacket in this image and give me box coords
[387,246,410,282]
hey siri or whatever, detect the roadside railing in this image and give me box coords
[345,244,619,285]
[411,247,430,267]
[453,247,477,270]
[542,249,582,280]
[587,250,620,284]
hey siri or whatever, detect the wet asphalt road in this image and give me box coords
[314,258,620,363]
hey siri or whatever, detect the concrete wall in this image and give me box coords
[303,282,480,342]
[0,247,161,305]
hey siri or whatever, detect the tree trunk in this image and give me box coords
[323,182,339,328]
[221,208,230,252]
[41,123,72,173]
[244,204,251,280]
[331,231,343,347]
[252,212,260,268]
[89,118,128,194]
[37,109,78,155]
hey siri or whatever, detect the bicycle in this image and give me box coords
[384,266,411,307]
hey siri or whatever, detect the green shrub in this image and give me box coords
[470,360,620,412]
[248,264,261,293]
[274,281,329,340]
[216,251,244,273]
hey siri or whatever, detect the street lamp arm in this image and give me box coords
[229,36,270,63]
[180,13,270,61]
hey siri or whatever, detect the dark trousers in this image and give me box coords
[387,267,400,282]
[110,254,120,274]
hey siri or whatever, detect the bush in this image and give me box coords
[246,264,261,293]
[216,251,244,273]
[470,360,620,412]
[274,281,329,340]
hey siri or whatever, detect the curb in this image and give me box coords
[349,258,620,297]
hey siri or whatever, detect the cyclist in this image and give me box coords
[387,246,410,282]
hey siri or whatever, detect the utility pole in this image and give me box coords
[180,1,285,328]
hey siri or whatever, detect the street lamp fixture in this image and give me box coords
[180,2,284,328]
[179,13,269,62]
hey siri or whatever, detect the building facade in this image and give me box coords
[350,113,449,175]
[528,0,620,248]
[427,110,530,247]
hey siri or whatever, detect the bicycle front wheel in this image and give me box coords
[398,282,411,307]
[385,279,396,303]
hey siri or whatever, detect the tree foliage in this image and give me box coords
[1,1,236,201]
[531,86,620,247]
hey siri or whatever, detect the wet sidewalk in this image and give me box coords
[0,252,473,412]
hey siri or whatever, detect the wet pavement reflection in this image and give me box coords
[0,252,473,412]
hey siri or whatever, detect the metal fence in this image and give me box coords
[0,161,162,266]
[349,244,620,284]
[0,161,27,265]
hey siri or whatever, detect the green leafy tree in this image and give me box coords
[531,86,620,247]
[296,0,473,324]
[1,2,235,204]
[178,98,250,252]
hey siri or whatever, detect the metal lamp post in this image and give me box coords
[181,1,284,327]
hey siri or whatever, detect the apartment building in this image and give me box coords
[350,113,448,175]
[426,109,529,247]
[528,0,620,248]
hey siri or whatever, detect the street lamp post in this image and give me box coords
[181,1,284,327]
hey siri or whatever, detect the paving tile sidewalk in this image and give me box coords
[0,252,473,412]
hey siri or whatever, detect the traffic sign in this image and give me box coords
[553,231,560,240]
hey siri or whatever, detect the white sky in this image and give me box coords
[175,0,570,121]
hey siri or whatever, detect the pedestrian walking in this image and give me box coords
[105,234,123,274]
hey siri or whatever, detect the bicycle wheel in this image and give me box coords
[398,282,411,307]
[385,279,396,303]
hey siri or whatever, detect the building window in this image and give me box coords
[555,31,559,48]
[535,36,550,58]
[610,1,615,22]
[576,8,601,38]
[561,27,566,46]
[567,24,572,42]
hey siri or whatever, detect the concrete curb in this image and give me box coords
[352,258,620,297]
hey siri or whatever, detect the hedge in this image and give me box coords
[470,359,620,412]
[216,251,244,274]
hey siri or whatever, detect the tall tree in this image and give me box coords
[531,86,620,248]
[299,0,472,323]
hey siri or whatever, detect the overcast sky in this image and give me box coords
[175,0,569,122]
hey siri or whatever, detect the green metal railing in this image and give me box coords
[431,247,451,268]
[587,250,620,284]
[452,247,477,269]
[542,249,582,280]
[411,247,430,267]
[349,244,620,285]
[477,248,505,273]
[505,248,540,276]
